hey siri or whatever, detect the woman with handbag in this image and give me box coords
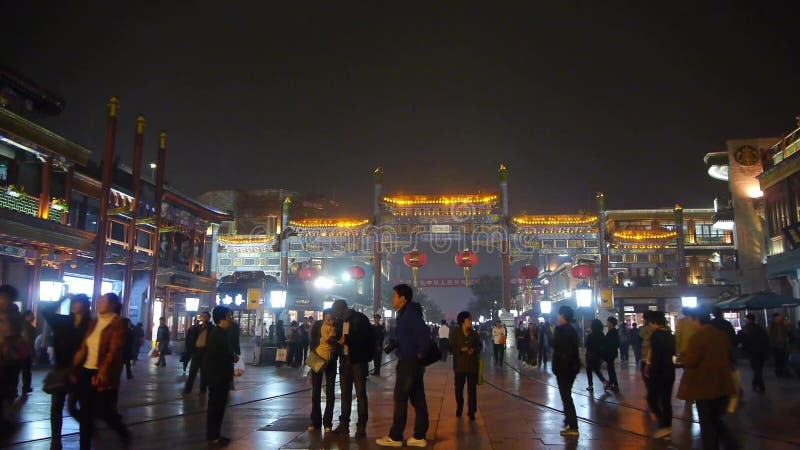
[308,309,338,432]
[42,293,90,450]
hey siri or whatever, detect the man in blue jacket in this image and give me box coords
[376,284,430,448]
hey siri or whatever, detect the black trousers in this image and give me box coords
[750,354,765,390]
[77,368,128,450]
[206,379,231,441]
[389,359,428,441]
[302,344,309,364]
[605,356,618,386]
[556,372,578,429]
[50,388,80,440]
[585,356,606,387]
[310,358,337,428]
[647,376,674,428]
[696,396,733,450]
[493,344,505,366]
[372,347,383,374]
[156,344,168,366]
[439,338,449,362]
[454,371,477,417]
[185,349,207,392]
[774,348,788,375]
[537,343,549,366]
[619,343,630,361]
[21,357,32,391]
[339,358,368,428]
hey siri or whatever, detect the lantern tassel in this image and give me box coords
[464,266,471,287]
[413,267,419,287]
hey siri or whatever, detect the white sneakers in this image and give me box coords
[375,436,427,447]
[407,437,427,447]
[653,427,672,439]
[375,436,403,447]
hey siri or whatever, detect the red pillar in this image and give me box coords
[499,164,512,310]
[372,168,383,312]
[38,156,53,219]
[123,115,145,317]
[147,131,167,338]
[93,97,119,308]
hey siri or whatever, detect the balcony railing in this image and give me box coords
[0,185,63,223]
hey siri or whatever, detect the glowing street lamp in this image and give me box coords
[681,296,698,308]
[540,300,552,314]
[576,283,593,308]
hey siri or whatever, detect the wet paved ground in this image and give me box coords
[2,345,800,449]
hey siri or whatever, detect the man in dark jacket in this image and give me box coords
[42,293,89,449]
[371,314,386,376]
[376,284,430,448]
[184,312,213,394]
[449,311,482,421]
[204,306,236,447]
[536,320,552,367]
[331,299,374,437]
[739,313,770,392]
[155,317,170,367]
[604,316,620,391]
[647,312,676,440]
[552,305,581,437]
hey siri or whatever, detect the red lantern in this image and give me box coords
[455,250,479,286]
[349,266,366,280]
[299,266,318,281]
[571,264,592,279]
[519,265,540,279]
[404,250,428,287]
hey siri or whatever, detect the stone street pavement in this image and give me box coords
[3,349,800,449]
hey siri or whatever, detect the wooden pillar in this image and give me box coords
[148,132,167,338]
[188,228,197,273]
[38,156,53,219]
[597,193,609,288]
[93,97,119,307]
[62,166,74,225]
[372,168,383,312]
[123,115,145,316]
[499,164,512,310]
[675,204,687,289]
[280,196,291,287]
[29,258,42,317]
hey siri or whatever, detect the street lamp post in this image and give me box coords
[575,282,594,345]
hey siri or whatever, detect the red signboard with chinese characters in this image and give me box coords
[398,278,541,288]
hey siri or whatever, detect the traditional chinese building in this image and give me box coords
[0,69,230,341]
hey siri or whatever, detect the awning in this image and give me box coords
[715,291,800,311]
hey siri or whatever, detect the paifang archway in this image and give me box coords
[281,164,614,314]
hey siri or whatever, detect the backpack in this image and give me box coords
[421,336,442,366]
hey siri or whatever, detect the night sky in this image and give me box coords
[5,2,800,217]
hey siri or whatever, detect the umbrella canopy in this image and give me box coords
[716,291,800,311]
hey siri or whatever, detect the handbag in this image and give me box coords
[276,347,288,362]
[306,350,329,373]
[43,367,71,395]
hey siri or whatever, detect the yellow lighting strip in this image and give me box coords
[218,235,275,245]
[613,229,678,241]
[289,218,370,229]
[513,215,599,226]
[383,195,498,206]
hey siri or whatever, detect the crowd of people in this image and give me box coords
[3,277,800,449]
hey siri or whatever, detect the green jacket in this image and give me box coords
[449,326,482,374]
